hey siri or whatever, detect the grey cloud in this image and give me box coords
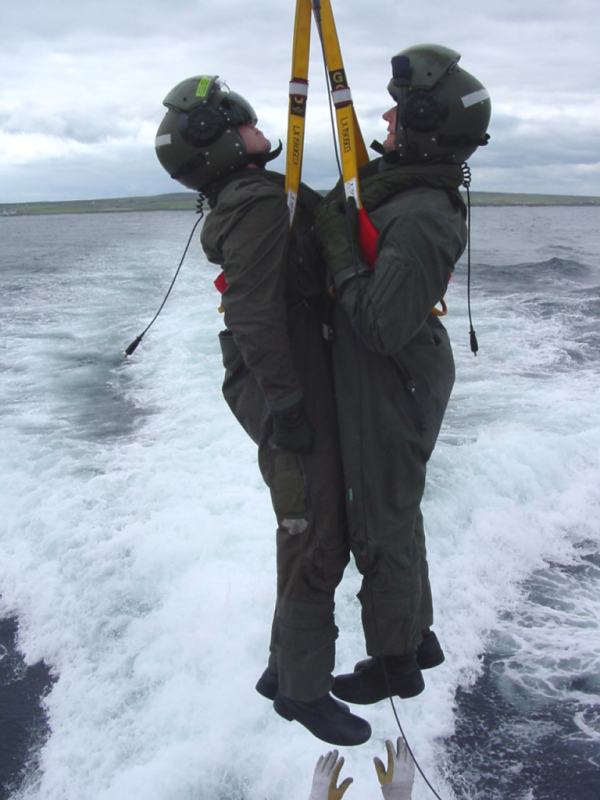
[0,0,292,43]
[1,0,599,200]
[479,110,600,169]
[3,109,132,144]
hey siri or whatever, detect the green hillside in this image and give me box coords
[2,190,599,217]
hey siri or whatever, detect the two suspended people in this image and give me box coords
[154,43,491,746]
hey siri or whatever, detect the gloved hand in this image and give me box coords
[374,738,415,800]
[308,750,353,800]
[271,400,314,453]
[315,199,369,290]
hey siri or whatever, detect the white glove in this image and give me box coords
[373,738,415,800]
[308,750,353,800]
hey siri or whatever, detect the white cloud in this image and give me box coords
[0,132,87,165]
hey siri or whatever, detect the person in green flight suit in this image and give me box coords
[315,44,491,704]
[154,75,370,746]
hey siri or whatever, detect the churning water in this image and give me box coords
[1,206,599,800]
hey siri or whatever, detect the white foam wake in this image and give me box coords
[1,208,599,800]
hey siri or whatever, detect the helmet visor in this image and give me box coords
[218,89,257,127]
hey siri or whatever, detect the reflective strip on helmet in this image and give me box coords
[195,76,213,97]
[155,133,172,147]
[461,88,490,108]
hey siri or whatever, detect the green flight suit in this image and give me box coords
[201,169,349,701]
[319,162,467,656]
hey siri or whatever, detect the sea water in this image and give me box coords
[0,206,599,800]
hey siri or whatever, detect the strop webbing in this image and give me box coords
[285,0,311,224]
[215,0,447,316]
[285,0,448,317]
[285,0,379,266]
[284,0,447,316]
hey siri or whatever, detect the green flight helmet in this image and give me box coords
[155,75,265,191]
[385,44,491,163]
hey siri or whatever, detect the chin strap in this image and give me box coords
[249,139,283,168]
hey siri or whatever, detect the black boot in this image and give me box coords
[273,692,371,746]
[332,653,424,705]
[353,630,445,674]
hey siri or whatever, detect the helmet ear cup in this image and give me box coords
[404,91,447,132]
[180,106,227,147]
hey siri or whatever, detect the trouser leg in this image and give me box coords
[266,520,343,700]
[348,426,427,656]
[331,307,453,658]
[261,443,349,701]
[265,304,350,700]
[354,509,433,655]
[330,309,430,657]
[219,307,350,701]
[261,333,349,696]
[354,492,437,655]
[355,501,424,657]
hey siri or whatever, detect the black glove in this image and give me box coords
[315,198,369,290]
[271,401,314,453]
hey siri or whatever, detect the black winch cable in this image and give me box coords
[375,620,446,800]
[123,197,205,357]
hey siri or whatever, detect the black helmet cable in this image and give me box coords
[461,162,479,356]
[123,195,205,357]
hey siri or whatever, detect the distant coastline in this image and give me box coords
[1,190,600,217]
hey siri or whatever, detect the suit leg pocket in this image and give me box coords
[269,451,311,536]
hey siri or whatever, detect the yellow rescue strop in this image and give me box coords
[285,0,379,267]
[284,0,447,315]
[285,0,370,217]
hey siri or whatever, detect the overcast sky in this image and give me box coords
[1,0,599,202]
